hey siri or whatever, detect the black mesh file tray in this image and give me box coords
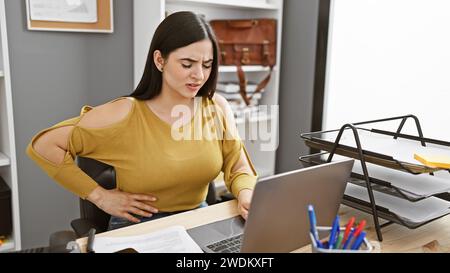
[343,183,450,229]
[299,115,450,241]
[302,128,450,174]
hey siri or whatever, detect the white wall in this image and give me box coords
[324,0,450,140]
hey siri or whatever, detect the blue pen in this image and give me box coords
[328,216,340,249]
[351,231,366,250]
[308,205,324,248]
[342,228,356,249]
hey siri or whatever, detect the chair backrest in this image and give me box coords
[206,181,217,206]
[77,157,116,232]
[76,157,218,232]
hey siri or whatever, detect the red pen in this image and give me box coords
[353,220,366,238]
[343,217,355,242]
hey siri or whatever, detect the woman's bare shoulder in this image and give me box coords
[78,97,134,129]
[212,93,231,112]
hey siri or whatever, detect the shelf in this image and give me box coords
[219,65,274,73]
[1,0,21,251]
[235,113,272,124]
[167,0,279,10]
[0,152,10,167]
[0,237,14,253]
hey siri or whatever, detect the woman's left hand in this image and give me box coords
[237,189,253,220]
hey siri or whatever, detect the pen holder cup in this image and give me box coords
[310,226,373,253]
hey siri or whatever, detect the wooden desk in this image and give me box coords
[76,200,450,253]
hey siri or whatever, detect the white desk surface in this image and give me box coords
[76,200,450,253]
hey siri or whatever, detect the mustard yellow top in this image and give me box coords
[26,97,258,212]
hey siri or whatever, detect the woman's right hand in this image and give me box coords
[87,186,159,223]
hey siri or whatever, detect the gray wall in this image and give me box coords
[6,0,133,248]
[276,0,320,173]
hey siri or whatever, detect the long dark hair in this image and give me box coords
[130,11,219,100]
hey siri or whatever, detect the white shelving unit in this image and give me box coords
[0,152,10,167]
[218,65,274,73]
[0,0,21,252]
[134,0,283,181]
[166,0,279,10]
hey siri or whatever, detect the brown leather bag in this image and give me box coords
[210,19,277,105]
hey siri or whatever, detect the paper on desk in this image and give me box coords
[93,225,203,253]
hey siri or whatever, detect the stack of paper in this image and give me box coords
[352,162,450,200]
[93,225,203,253]
[319,129,450,168]
[414,153,450,169]
[216,81,264,115]
[345,183,450,226]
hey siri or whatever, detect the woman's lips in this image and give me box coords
[186,83,201,92]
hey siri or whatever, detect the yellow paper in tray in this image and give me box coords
[414,153,450,169]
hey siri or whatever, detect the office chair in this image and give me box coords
[45,157,115,250]
[70,157,117,237]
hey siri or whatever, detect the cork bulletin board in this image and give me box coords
[26,0,114,33]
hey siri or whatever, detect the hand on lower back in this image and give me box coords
[88,186,159,223]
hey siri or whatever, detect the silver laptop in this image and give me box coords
[187,159,354,253]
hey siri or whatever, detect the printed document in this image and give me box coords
[29,0,98,23]
[93,225,203,253]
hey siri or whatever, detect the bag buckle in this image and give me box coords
[241,48,251,65]
[221,50,227,63]
[218,40,227,63]
[263,40,270,65]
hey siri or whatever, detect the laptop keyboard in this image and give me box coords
[206,234,243,253]
[13,246,49,253]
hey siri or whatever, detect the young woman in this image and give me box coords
[27,11,257,230]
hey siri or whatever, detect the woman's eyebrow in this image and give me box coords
[180,58,213,63]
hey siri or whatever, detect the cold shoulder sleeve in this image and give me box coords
[210,99,259,198]
[222,137,258,198]
[26,99,134,199]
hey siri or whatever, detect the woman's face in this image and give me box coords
[158,39,213,99]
